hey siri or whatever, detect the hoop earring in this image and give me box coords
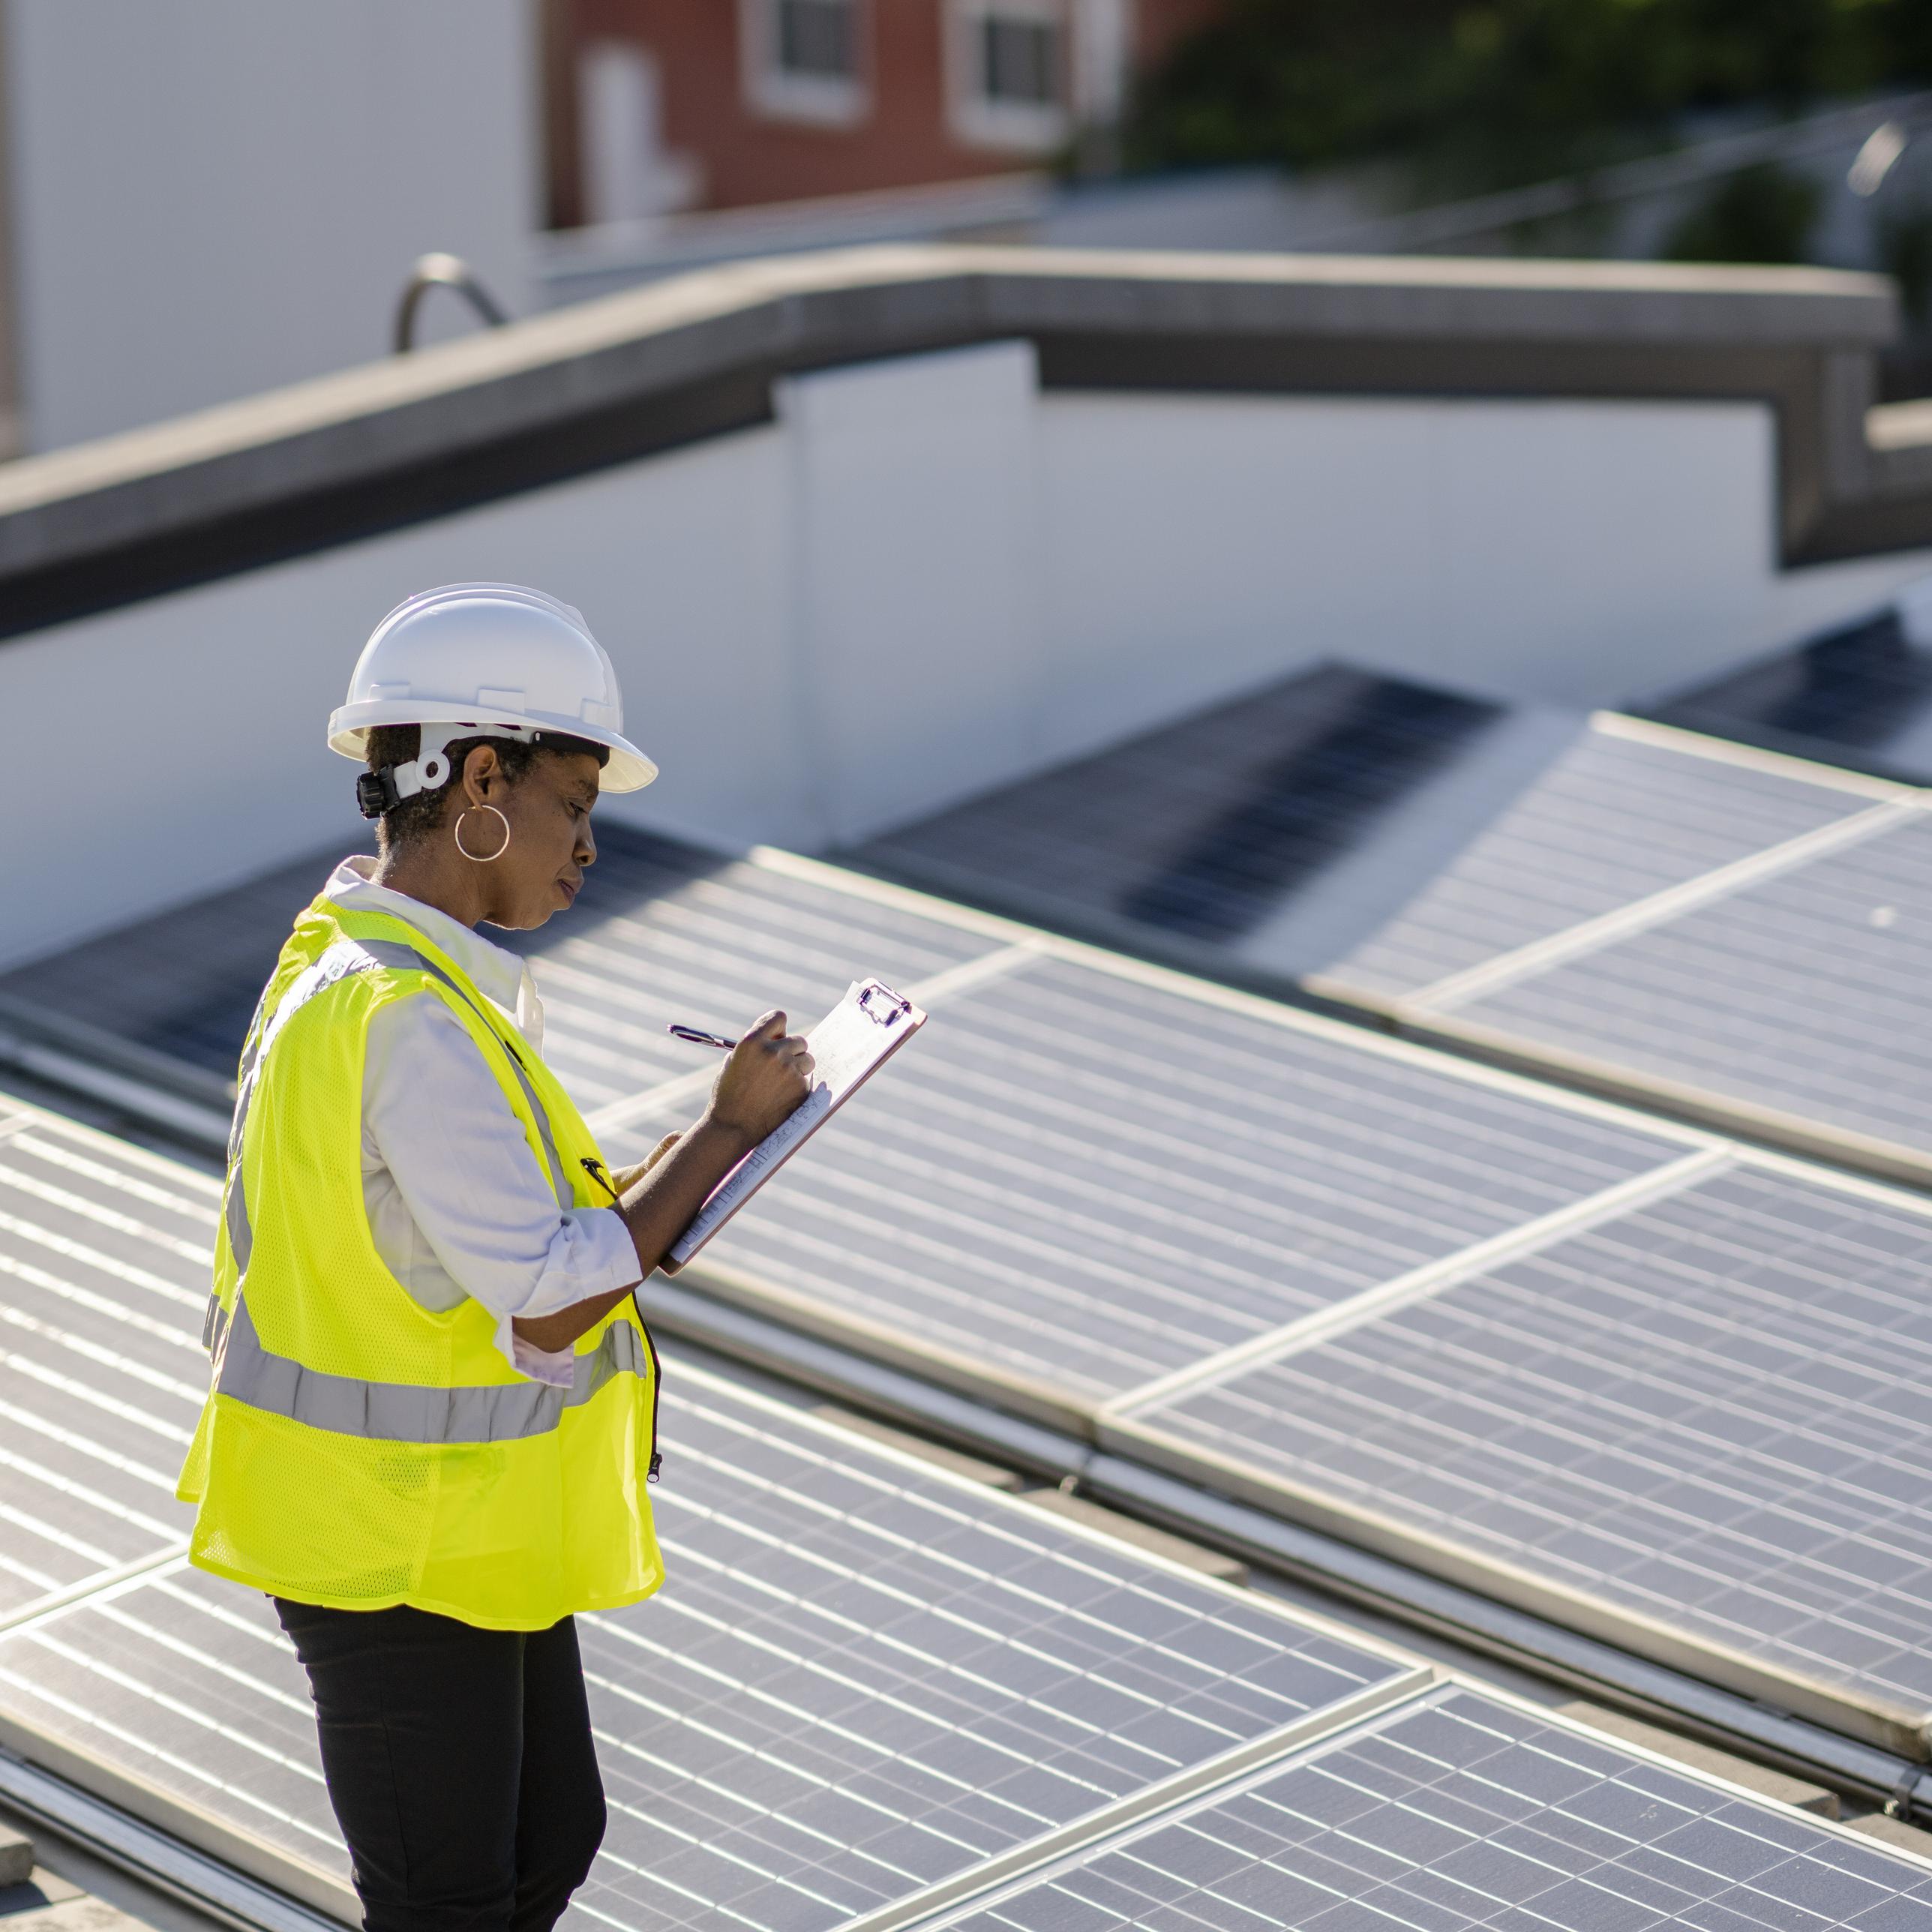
[454,806,512,863]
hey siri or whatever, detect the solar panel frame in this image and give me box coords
[1392,801,1932,1190]
[0,830,1766,1434]
[1104,1146,1932,1757]
[915,1680,1932,1932]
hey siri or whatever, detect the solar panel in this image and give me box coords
[611,949,1699,1420]
[854,665,1886,1003]
[1109,1154,1932,1755]
[1422,807,1932,1175]
[0,1105,210,1616]
[920,1684,1932,1931]
[572,1377,1419,1932]
[1315,723,1896,1005]
[508,838,1011,1120]
[1651,606,1932,789]
[0,1367,1424,1932]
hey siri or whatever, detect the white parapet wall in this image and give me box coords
[1,0,536,452]
[1,335,1928,973]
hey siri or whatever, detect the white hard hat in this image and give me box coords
[329,584,658,815]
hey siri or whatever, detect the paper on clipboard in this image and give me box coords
[661,977,927,1272]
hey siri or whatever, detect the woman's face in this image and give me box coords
[462,745,603,929]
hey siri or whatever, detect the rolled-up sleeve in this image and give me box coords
[361,994,641,1386]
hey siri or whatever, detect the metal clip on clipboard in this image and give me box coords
[660,976,928,1273]
[858,983,913,1028]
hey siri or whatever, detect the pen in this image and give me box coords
[667,1024,738,1050]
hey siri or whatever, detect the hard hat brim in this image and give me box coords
[328,700,658,792]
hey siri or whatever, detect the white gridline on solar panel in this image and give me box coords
[1116,1153,1932,1727]
[915,1681,1932,1931]
[0,1558,345,1876]
[0,1106,214,1613]
[565,1376,1425,1931]
[1308,714,1909,1003]
[1430,808,1932,1160]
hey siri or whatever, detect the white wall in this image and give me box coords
[4,340,1930,971]
[779,344,1043,844]
[2,0,537,451]
[1036,392,1932,757]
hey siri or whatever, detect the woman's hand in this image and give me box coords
[609,1134,682,1196]
[515,1016,813,1354]
[707,1010,815,1148]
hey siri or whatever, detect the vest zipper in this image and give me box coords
[640,1319,664,1484]
[584,1157,664,1484]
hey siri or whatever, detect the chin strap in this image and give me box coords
[356,724,540,820]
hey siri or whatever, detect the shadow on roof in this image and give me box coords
[1646,606,1932,787]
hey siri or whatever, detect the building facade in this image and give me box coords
[550,0,1225,223]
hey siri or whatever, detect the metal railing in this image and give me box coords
[392,252,508,354]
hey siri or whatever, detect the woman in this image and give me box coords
[176,584,813,1932]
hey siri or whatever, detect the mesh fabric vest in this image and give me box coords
[176,897,664,1630]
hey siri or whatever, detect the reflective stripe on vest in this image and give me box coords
[210,934,573,1356]
[212,1292,647,1444]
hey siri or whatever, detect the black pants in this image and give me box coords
[274,1599,605,1932]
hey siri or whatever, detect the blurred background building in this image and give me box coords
[550,0,1223,220]
[4,0,1932,454]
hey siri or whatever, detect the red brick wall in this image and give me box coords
[552,0,1229,221]
[1132,0,1227,70]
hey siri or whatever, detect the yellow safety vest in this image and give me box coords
[176,897,664,1630]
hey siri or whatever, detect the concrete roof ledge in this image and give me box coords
[0,244,1915,635]
[1870,398,1932,490]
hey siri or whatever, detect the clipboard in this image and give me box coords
[660,977,928,1273]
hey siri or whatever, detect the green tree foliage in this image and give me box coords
[1661,164,1824,262]
[1880,196,1932,325]
[1128,0,1932,196]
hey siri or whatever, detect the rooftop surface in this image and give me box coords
[10,242,1932,1926]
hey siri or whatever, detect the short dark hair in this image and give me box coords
[364,724,607,850]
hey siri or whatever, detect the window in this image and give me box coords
[776,0,858,82]
[980,14,1058,106]
[744,0,868,125]
[950,2,1068,152]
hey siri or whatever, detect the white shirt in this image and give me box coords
[324,857,641,1388]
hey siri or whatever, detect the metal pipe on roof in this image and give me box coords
[0,1748,345,1932]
